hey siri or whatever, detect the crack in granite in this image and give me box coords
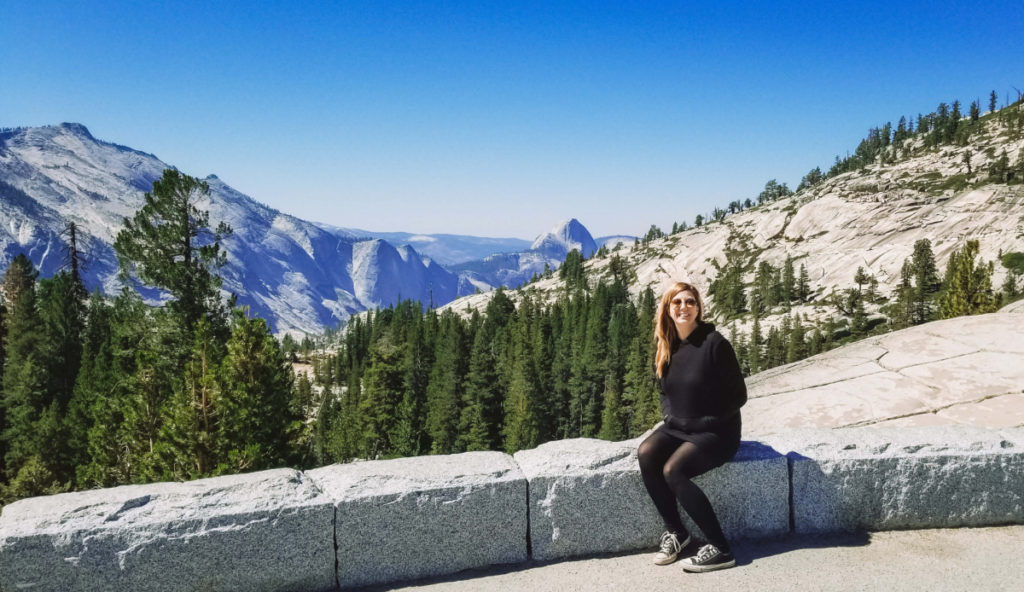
[837,390,1024,428]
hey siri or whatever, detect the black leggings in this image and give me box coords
[637,429,731,551]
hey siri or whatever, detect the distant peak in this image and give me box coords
[57,122,94,139]
[530,218,596,258]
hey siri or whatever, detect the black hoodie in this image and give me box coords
[658,321,747,451]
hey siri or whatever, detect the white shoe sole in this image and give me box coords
[652,535,691,565]
[681,557,736,572]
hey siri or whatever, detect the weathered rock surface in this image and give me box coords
[305,451,526,589]
[744,308,1024,435]
[444,141,1024,339]
[0,468,335,592]
[762,426,1024,533]
[513,435,788,561]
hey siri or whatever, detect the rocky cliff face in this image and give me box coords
[450,218,599,291]
[0,124,611,335]
[0,124,513,334]
[442,115,1024,332]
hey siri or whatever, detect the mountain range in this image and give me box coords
[442,106,1024,336]
[0,123,615,335]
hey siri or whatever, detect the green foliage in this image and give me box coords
[360,336,408,458]
[1002,252,1024,274]
[597,373,626,441]
[643,225,665,243]
[214,310,297,473]
[708,230,755,319]
[1,174,303,506]
[888,259,915,329]
[2,255,47,484]
[796,167,824,192]
[939,240,996,318]
[910,239,941,324]
[114,168,232,346]
[558,249,587,292]
[757,179,792,204]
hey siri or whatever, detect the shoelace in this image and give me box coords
[695,544,719,562]
[659,532,681,554]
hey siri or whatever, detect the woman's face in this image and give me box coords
[669,289,699,336]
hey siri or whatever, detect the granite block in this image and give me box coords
[763,426,1024,533]
[306,451,526,589]
[0,468,336,592]
[513,436,789,561]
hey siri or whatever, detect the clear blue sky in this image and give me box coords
[3,1,1023,239]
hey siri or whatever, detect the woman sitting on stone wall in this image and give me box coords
[637,281,747,572]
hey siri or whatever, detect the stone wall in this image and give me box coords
[2,425,1022,591]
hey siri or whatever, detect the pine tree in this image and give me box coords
[808,327,824,356]
[597,372,626,441]
[1,255,46,485]
[911,239,940,324]
[33,271,87,483]
[623,334,656,437]
[113,168,232,350]
[579,286,611,436]
[764,325,784,369]
[1002,267,1021,299]
[797,264,810,302]
[502,318,539,453]
[782,255,795,306]
[155,318,222,480]
[851,292,869,335]
[786,314,807,364]
[358,336,405,459]
[330,360,363,462]
[748,315,763,374]
[559,249,587,293]
[294,372,314,419]
[853,267,869,295]
[66,291,114,485]
[751,260,775,314]
[990,90,998,114]
[891,259,914,329]
[457,322,500,452]
[708,247,747,319]
[393,315,431,456]
[770,266,783,307]
[939,240,996,318]
[213,310,297,473]
[548,304,574,440]
[424,314,465,454]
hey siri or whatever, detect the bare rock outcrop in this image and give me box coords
[744,306,1024,435]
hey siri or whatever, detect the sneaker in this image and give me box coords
[680,543,736,572]
[652,531,691,565]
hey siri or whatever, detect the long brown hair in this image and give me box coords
[654,281,704,378]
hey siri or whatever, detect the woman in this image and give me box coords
[637,281,747,572]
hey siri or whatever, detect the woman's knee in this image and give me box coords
[662,460,693,486]
[637,435,663,473]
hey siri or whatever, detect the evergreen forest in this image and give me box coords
[2,92,1024,509]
